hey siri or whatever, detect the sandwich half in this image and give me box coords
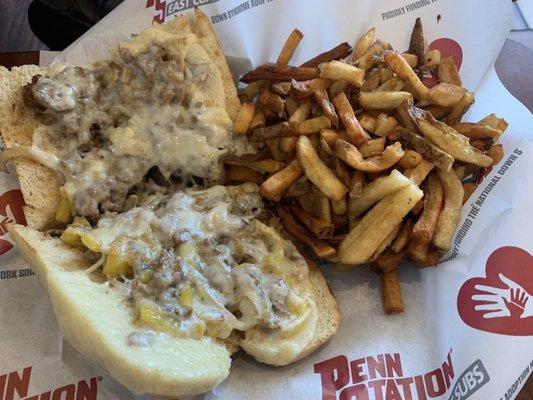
[0,9,339,398]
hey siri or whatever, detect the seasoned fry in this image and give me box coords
[333,92,370,146]
[259,90,285,116]
[453,122,502,140]
[470,139,492,151]
[433,168,464,251]
[335,140,405,172]
[249,159,286,174]
[401,53,418,68]
[380,270,404,314]
[396,128,454,171]
[297,136,348,201]
[250,105,266,130]
[428,83,465,107]
[360,70,381,92]
[251,116,331,141]
[397,149,423,169]
[289,99,312,123]
[300,42,353,68]
[259,159,303,200]
[478,113,508,134]
[271,81,292,96]
[296,116,332,134]
[373,249,408,273]
[291,78,330,99]
[240,65,319,83]
[406,159,434,186]
[333,157,351,186]
[329,80,349,98]
[417,116,493,167]
[285,175,310,197]
[285,97,299,117]
[391,220,413,253]
[289,205,334,239]
[243,80,266,99]
[397,98,416,131]
[411,197,424,215]
[353,27,376,60]
[319,61,365,87]
[277,28,304,66]
[374,113,397,137]
[462,182,478,205]
[349,170,365,199]
[423,49,441,69]
[356,40,392,70]
[348,169,411,218]
[424,105,452,120]
[359,91,413,110]
[311,185,332,222]
[226,165,263,185]
[486,144,504,165]
[411,174,443,244]
[320,129,341,147]
[277,206,336,258]
[438,57,462,86]
[331,196,347,215]
[379,67,394,84]
[314,87,339,127]
[233,102,256,135]
[223,147,270,165]
[358,113,376,133]
[408,17,425,68]
[358,137,386,158]
[376,76,405,92]
[338,183,423,265]
[445,91,475,125]
[384,51,429,100]
[279,137,298,154]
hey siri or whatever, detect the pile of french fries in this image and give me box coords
[228,18,507,314]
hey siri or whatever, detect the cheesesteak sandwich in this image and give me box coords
[0,10,339,398]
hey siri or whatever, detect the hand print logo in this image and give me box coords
[458,247,533,336]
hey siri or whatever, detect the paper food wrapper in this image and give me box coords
[2,1,532,399]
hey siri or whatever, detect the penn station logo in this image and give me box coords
[146,0,221,23]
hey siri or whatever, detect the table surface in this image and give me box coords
[0,1,532,399]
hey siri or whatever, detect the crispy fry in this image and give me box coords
[311,185,332,222]
[314,87,339,127]
[445,91,475,125]
[277,206,336,258]
[223,147,270,165]
[249,159,286,174]
[226,165,263,185]
[453,123,502,140]
[271,81,292,96]
[285,97,299,116]
[353,27,376,60]
[335,140,405,172]
[297,116,332,134]
[411,173,443,244]
[349,170,365,199]
[238,92,251,104]
[358,91,413,110]
[486,144,504,165]
[240,65,319,83]
[277,28,304,66]
[401,53,418,68]
[423,105,452,120]
[358,113,376,133]
[428,83,465,107]
[391,220,413,253]
[416,115,493,167]
[423,49,441,69]
[374,113,397,137]
[279,137,298,154]
[331,213,349,231]
[397,149,423,169]
[285,175,310,197]
[356,40,392,70]
[408,17,425,68]
[371,222,403,261]
[380,269,404,314]
[333,157,351,186]
[348,169,411,218]
[329,80,349,98]
[406,159,434,186]
[233,102,256,135]
[408,240,431,266]
[470,139,492,151]
[462,182,478,205]
[290,78,331,99]
[320,129,341,147]
[375,76,405,92]
[289,204,334,239]
[360,69,381,92]
[251,116,331,141]
[300,42,353,68]
[384,52,429,100]
[250,105,266,130]
[358,137,386,158]
[319,61,365,87]
[338,183,423,265]
[397,98,416,131]
[259,90,285,117]
[379,67,394,84]
[478,113,508,134]
[259,159,303,200]
[411,198,424,215]
[438,57,462,86]
[329,195,346,216]
[289,99,312,123]
[396,128,454,171]
[374,248,408,273]
[243,80,266,99]
[297,136,348,201]
[433,168,464,251]
[333,92,370,146]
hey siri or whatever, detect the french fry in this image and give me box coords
[438,57,462,86]
[360,69,381,92]
[396,128,454,171]
[279,137,298,154]
[445,91,475,125]
[401,53,418,68]
[353,27,376,61]
[289,99,312,123]
[384,51,429,100]
[285,175,310,197]
[250,105,266,130]
[454,164,466,180]
[470,139,492,151]
[338,183,423,265]
[285,97,299,116]
[423,49,441,69]
[319,61,365,87]
[243,80,266,99]
[271,81,292,96]
[259,90,285,117]
[424,105,452,120]
[359,91,413,110]
[333,157,351,186]
[462,182,478,204]
[331,213,349,231]
[407,240,431,266]
[375,76,405,92]
[240,65,319,83]
[379,67,394,84]
[428,83,465,107]
[259,159,303,200]
[374,113,397,137]
[391,220,413,253]
[320,129,341,147]
[331,196,347,215]
[289,204,334,239]
[300,42,353,68]
[251,116,331,140]
[370,222,403,261]
[335,140,405,173]
[223,147,270,165]
[348,169,411,218]
[356,40,392,70]
[226,165,264,185]
[311,185,332,222]
[373,249,408,273]
[417,116,493,167]
[297,136,348,201]
[358,137,386,158]
[486,144,504,165]
[349,170,365,199]
[433,168,464,251]
[408,17,425,67]
[277,28,304,66]
[478,113,508,135]
[411,197,424,215]
[297,116,332,134]
[277,206,336,258]
[333,92,370,146]
[358,113,376,133]
[406,159,434,186]
[233,102,256,135]
[249,159,286,174]
[411,173,443,244]
[380,269,405,314]
[291,78,331,99]
[397,98,416,131]
[329,80,349,98]
[397,149,423,169]
[314,87,339,127]
[453,122,502,140]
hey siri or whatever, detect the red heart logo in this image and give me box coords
[0,189,27,255]
[422,38,463,88]
[457,247,533,336]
